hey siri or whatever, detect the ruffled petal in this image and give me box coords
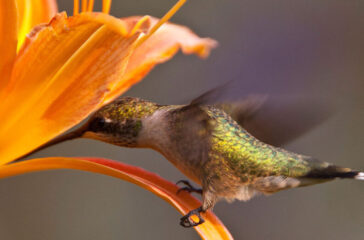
[0,14,217,165]
[0,157,233,240]
[102,16,218,104]
[0,13,149,165]
[0,0,18,88]
[16,0,58,50]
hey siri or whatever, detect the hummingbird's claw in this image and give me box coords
[180,207,205,228]
[176,180,202,195]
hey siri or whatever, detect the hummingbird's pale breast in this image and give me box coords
[137,106,205,185]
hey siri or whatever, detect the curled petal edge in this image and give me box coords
[102,16,218,104]
[0,157,233,240]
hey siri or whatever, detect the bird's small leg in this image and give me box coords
[176,180,202,195]
[180,206,205,228]
[179,189,217,228]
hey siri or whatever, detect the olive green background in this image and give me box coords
[1,0,363,239]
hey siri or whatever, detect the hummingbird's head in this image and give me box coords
[83,97,160,147]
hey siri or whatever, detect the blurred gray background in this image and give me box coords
[1,0,363,239]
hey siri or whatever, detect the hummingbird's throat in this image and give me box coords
[83,118,142,148]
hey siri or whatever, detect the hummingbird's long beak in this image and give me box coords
[13,121,90,163]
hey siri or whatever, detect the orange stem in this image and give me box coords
[102,0,112,14]
[82,0,88,12]
[87,0,95,12]
[73,0,79,15]
[136,0,187,48]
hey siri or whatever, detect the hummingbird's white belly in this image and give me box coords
[138,108,203,185]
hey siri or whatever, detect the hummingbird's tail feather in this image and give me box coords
[304,164,362,180]
[355,172,364,180]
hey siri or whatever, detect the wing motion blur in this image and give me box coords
[189,82,332,147]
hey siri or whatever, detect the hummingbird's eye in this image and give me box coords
[89,117,106,131]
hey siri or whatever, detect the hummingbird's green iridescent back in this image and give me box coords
[206,106,313,180]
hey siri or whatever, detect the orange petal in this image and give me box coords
[0,0,18,89]
[102,16,218,104]
[0,157,233,239]
[16,0,58,50]
[0,13,148,165]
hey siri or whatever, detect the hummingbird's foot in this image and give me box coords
[180,207,205,228]
[176,180,202,195]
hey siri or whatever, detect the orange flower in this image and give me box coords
[0,0,231,238]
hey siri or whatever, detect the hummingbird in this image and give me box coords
[21,88,364,228]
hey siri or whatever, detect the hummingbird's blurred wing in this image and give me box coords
[167,104,213,177]
[190,84,332,147]
[221,96,331,147]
